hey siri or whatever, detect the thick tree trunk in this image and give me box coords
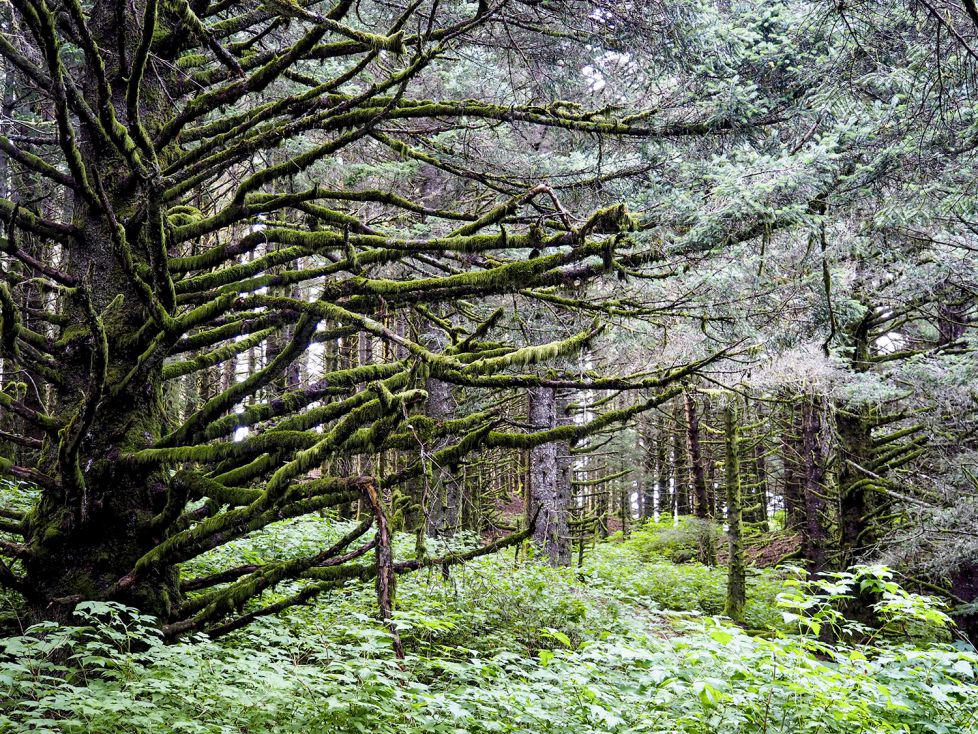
[685,391,715,564]
[528,387,571,565]
[837,405,874,565]
[23,231,177,619]
[800,396,830,574]
[19,0,182,621]
[837,314,874,565]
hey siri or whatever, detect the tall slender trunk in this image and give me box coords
[654,415,668,519]
[640,418,655,520]
[724,402,745,622]
[672,401,689,515]
[752,439,770,532]
[780,399,804,531]
[685,391,710,519]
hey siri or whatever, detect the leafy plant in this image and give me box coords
[3,519,975,734]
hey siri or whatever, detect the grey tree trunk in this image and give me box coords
[672,401,689,515]
[528,386,571,565]
[424,369,459,536]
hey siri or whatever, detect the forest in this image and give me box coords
[0,0,977,730]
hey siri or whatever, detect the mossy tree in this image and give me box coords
[0,0,754,634]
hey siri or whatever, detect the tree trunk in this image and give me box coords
[724,402,746,622]
[837,313,874,565]
[654,415,668,519]
[685,390,710,519]
[800,396,830,574]
[640,419,655,521]
[672,401,689,515]
[751,439,770,532]
[528,387,571,565]
[836,405,874,565]
[22,0,183,620]
[425,367,458,536]
[780,400,804,531]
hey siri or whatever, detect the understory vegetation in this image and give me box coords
[3,518,976,734]
[3,0,978,729]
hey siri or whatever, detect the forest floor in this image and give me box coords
[2,517,977,733]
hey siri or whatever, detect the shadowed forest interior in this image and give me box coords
[0,0,977,731]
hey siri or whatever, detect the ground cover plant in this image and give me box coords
[2,517,976,734]
[2,0,978,730]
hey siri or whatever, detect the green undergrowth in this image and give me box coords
[2,515,977,733]
[585,520,789,631]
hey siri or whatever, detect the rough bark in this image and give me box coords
[424,364,459,536]
[640,418,655,520]
[528,386,571,565]
[800,396,830,574]
[836,313,874,565]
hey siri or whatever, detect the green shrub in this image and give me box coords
[2,517,976,734]
[585,524,788,630]
[626,516,723,564]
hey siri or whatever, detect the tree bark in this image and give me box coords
[528,386,571,565]
[780,399,804,531]
[724,402,746,622]
[800,396,830,574]
[685,390,710,519]
[672,401,689,515]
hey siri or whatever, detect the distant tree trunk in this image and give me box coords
[640,419,655,521]
[528,387,571,565]
[706,449,718,518]
[685,391,710,519]
[936,298,967,346]
[780,400,804,531]
[424,372,457,536]
[335,335,357,521]
[800,396,830,574]
[752,439,770,532]
[724,402,746,622]
[422,320,459,537]
[672,401,689,515]
[654,415,668,519]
